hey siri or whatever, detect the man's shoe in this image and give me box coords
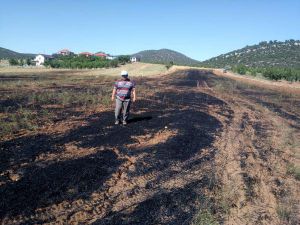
[122,120,127,125]
[115,120,120,125]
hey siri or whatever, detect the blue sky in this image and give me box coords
[0,0,299,61]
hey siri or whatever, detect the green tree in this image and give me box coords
[118,55,130,64]
[165,61,174,70]
[235,65,247,75]
[9,58,19,66]
[26,58,32,66]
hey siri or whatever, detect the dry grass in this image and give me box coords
[0,63,162,140]
[0,62,167,77]
[212,69,300,94]
[0,82,111,139]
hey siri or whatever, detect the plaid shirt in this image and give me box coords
[114,78,135,101]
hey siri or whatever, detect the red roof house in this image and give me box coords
[57,49,73,56]
[94,53,108,58]
[79,52,93,57]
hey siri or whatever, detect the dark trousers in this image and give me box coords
[115,98,131,121]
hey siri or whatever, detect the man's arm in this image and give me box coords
[111,87,116,101]
[132,88,136,102]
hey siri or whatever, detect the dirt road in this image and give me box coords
[1,69,299,224]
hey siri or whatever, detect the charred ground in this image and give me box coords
[0,69,299,225]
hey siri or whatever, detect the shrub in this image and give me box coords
[235,65,247,75]
[262,68,300,81]
[26,58,32,65]
[118,55,131,64]
[231,65,300,81]
[9,58,19,66]
[19,59,24,66]
[110,59,119,68]
[165,61,174,70]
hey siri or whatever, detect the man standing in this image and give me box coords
[111,70,136,125]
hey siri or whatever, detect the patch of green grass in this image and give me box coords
[192,209,219,225]
[0,107,38,138]
[101,95,112,107]
[215,184,239,215]
[286,163,300,180]
[0,86,113,139]
[276,205,292,223]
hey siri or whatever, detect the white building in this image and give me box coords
[33,54,51,66]
[130,56,140,63]
[106,55,117,60]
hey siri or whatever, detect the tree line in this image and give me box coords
[44,55,115,69]
[231,65,300,82]
[9,58,32,66]
[44,55,131,69]
[201,39,300,74]
[9,55,131,68]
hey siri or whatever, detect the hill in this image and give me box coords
[202,39,300,68]
[132,49,200,66]
[0,47,35,59]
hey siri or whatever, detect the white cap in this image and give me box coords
[121,70,128,76]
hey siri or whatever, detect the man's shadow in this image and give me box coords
[127,116,153,124]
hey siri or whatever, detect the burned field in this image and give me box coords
[0,69,299,225]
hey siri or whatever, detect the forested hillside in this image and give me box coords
[132,49,199,65]
[202,40,300,68]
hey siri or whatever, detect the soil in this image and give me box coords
[0,69,299,225]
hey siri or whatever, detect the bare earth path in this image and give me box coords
[1,69,299,224]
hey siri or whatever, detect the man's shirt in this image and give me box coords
[114,78,135,101]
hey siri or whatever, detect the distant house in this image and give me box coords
[130,56,140,63]
[94,53,107,58]
[79,52,93,57]
[33,54,52,66]
[57,49,73,56]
